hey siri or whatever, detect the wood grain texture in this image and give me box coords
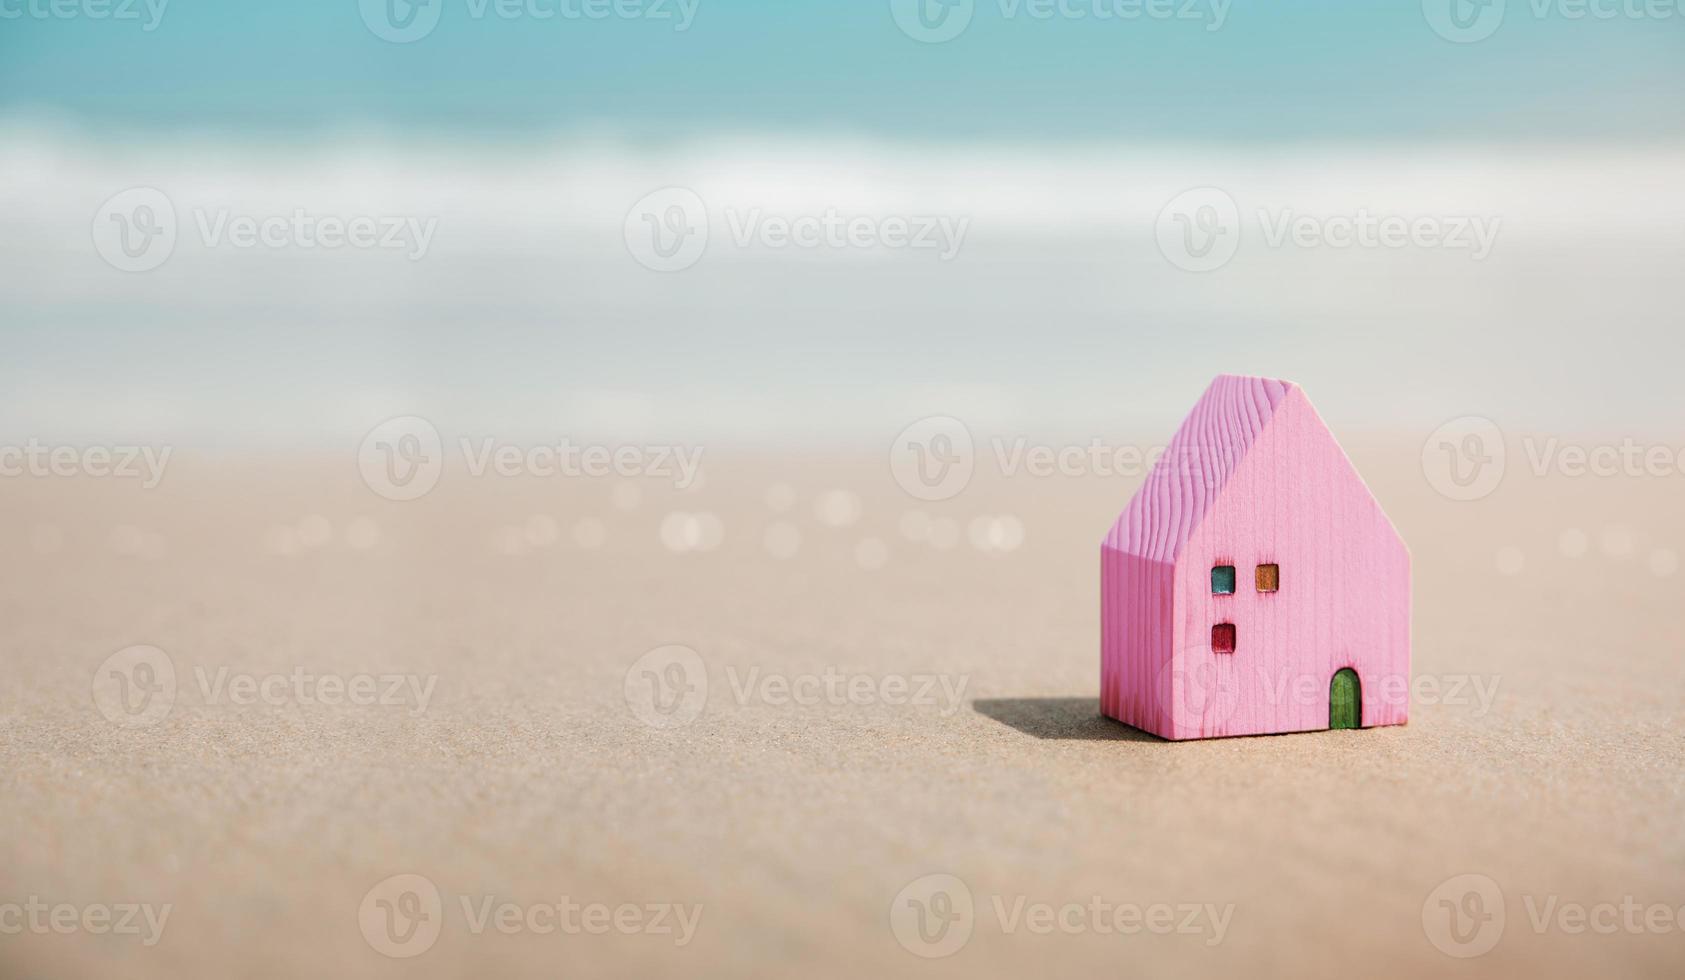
[1099,546,1175,735]
[1109,374,1291,565]
[1102,375,1410,740]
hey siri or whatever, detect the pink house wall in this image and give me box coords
[1099,548,1174,735]
[1170,387,1410,738]
[1102,375,1410,740]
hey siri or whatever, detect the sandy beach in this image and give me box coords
[1,439,1680,978]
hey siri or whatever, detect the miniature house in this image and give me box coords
[1101,375,1409,740]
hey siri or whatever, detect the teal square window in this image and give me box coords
[1211,565,1236,595]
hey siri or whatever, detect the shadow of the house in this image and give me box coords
[972,697,1163,742]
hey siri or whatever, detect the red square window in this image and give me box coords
[1212,623,1236,654]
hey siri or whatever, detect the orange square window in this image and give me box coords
[1256,564,1280,593]
[1212,623,1236,654]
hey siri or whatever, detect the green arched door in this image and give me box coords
[1329,669,1362,730]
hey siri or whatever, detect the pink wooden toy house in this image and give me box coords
[1101,375,1409,739]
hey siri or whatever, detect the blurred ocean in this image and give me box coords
[2,0,1682,448]
[3,121,1682,448]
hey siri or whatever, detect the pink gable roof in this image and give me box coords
[1106,374,1295,563]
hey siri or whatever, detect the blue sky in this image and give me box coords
[3,0,1680,141]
